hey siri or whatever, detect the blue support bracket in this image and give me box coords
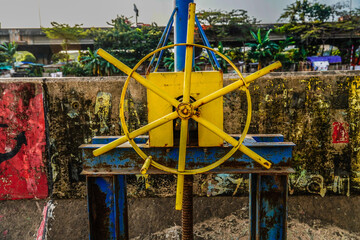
[147,7,177,73]
[195,15,221,70]
[87,175,128,240]
[250,174,288,240]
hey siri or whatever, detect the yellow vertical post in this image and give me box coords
[176,2,196,211]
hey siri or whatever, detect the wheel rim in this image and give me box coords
[119,43,253,175]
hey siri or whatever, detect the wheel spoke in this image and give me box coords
[176,118,189,210]
[93,111,179,156]
[192,61,282,109]
[192,115,272,169]
[175,2,196,211]
[97,48,180,108]
[182,3,196,103]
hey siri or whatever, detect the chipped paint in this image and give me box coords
[350,76,360,190]
[1,72,360,198]
[95,92,112,134]
[0,83,48,200]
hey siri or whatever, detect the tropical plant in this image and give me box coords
[61,62,86,77]
[216,41,232,73]
[0,42,18,68]
[42,22,87,62]
[81,48,118,76]
[163,56,174,72]
[81,48,102,76]
[245,29,279,69]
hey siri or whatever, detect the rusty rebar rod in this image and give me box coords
[182,175,193,240]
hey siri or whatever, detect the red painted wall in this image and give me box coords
[0,83,48,200]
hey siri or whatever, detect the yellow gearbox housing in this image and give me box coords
[147,71,223,147]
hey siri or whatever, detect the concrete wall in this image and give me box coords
[0,71,360,199]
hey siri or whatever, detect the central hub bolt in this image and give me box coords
[176,103,194,120]
[182,108,189,115]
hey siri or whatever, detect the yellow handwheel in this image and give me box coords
[93,3,282,210]
[93,43,280,208]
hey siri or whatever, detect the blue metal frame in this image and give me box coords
[154,17,175,71]
[195,15,221,70]
[174,0,194,72]
[81,134,293,239]
[147,7,177,73]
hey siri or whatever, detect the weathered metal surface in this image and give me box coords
[87,175,128,240]
[80,135,294,175]
[250,174,288,240]
[147,71,223,147]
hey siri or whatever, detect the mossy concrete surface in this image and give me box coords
[1,71,360,198]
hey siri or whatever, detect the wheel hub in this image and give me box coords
[177,103,194,119]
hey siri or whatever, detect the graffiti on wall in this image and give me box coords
[332,122,349,143]
[0,83,48,200]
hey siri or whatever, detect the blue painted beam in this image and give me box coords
[80,135,294,174]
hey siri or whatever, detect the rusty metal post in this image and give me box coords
[250,174,288,240]
[182,175,194,240]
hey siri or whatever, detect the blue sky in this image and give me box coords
[0,0,359,28]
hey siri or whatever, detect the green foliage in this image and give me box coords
[27,65,44,77]
[42,22,87,62]
[0,54,6,63]
[81,48,118,76]
[197,9,258,43]
[278,37,295,52]
[90,16,162,69]
[61,62,86,76]
[245,29,279,69]
[0,42,17,67]
[277,1,360,62]
[278,0,333,23]
[163,56,174,72]
[292,47,308,62]
[216,42,232,73]
[226,47,244,62]
[14,51,36,63]
[51,52,69,63]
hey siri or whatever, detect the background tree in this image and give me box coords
[42,22,87,62]
[197,9,258,43]
[90,16,162,69]
[277,0,360,61]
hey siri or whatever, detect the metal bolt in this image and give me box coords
[182,108,189,115]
